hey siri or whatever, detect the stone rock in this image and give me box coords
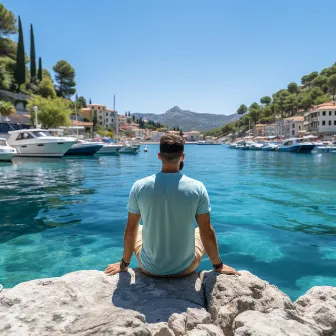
[149,322,175,336]
[0,269,204,335]
[294,286,336,335]
[1,268,335,336]
[194,324,224,336]
[168,313,187,336]
[233,309,319,336]
[185,308,211,330]
[201,271,294,336]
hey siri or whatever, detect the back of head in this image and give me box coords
[160,133,184,162]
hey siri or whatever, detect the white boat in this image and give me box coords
[144,146,148,152]
[197,140,221,145]
[278,138,316,153]
[119,143,139,154]
[313,141,336,153]
[262,143,279,151]
[0,138,16,161]
[248,142,264,150]
[7,129,76,157]
[96,143,123,154]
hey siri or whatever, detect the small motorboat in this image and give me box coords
[278,138,316,153]
[0,137,16,161]
[262,143,279,151]
[65,140,103,156]
[119,143,139,154]
[144,146,148,152]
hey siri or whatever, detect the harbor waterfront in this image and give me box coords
[0,145,335,300]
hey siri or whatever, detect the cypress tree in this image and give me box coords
[14,16,26,89]
[30,24,36,83]
[37,57,42,81]
[89,98,92,104]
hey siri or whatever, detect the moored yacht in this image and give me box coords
[65,140,103,156]
[278,138,316,153]
[0,138,17,161]
[7,129,76,157]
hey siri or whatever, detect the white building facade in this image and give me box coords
[304,103,336,140]
[275,116,304,138]
[87,104,119,133]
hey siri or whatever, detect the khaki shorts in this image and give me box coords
[134,226,205,277]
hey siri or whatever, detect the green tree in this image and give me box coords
[89,97,92,104]
[76,96,87,109]
[301,71,318,88]
[287,82,299,94]
[0,4,17,36]
[249,102,260,110]
[328,74,336,100]
[27,95,72,128]
[248,108,261,124]
[237,104,247,114]
[93,110,97,130]
[14,16,26,90]
[53,60,76,98]
[260,96,271,105]
[312,75,328,92]
[284,94,298,116]
[37,57,42,81]
[0,63,12,89]
[29,24,36,83]
[38,77,57,98]
[297,93,313,111]
[0,100,16,117]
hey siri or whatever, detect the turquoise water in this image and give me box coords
[0,146,335,300]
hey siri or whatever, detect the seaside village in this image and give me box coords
[0,93,336,160]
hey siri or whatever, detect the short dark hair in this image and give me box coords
[160,133,184,162]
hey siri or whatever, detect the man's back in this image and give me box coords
[127,171,210,275]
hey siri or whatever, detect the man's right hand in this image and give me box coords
[215,264,241,276]
[104,262,128,276]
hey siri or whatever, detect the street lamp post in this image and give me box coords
[33,106,38,128]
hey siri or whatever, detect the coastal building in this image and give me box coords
[304,102,336,140]
[81,104,119,133]
[132,128,146,139]
[275,116,304,138]
[185,131,201,142]
[252,124,266,137]
[118,115,132,126]
[264,124,276,136]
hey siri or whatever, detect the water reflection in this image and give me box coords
[0,158,94,243]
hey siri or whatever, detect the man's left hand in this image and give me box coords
[104,262,128,276]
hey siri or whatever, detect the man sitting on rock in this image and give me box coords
[105,134,240,277]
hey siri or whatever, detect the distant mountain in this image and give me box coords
[133,106,240,132]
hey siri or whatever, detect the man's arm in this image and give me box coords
[196,212,240,275]
[104,212,141,275]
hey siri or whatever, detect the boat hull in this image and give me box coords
[96,145,122,154]
[11,141,75,157]
[65,144,103,156]
[278,144,315,153]
[315,147,336,153]
[0,153,15,161]
[119,146,139,154]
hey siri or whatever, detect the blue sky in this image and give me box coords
[3,0,336,115]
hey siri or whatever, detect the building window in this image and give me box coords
[99,116,102,120]
[292,124,295,129]
[106,119,108,122]
[111,119,114,123]
[329,120,332,125]
[98,106,101,109]
[322,121,326,125]
[329,111,332,116]
[100,122,102,125]
[322,111,326,116]
[299,125,301,130]
[334,121,336,125]
[292,130,295,135]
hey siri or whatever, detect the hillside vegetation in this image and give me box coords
[205,63,336,137]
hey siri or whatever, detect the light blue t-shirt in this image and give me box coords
[127,172,211,275]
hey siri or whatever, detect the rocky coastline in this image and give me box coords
[0,269,335,335]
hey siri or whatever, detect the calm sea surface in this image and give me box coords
[0,145,335,299]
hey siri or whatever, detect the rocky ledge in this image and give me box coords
[0,269,335,336]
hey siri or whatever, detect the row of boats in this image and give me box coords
[228,138,336,153]
[0,129,140,162]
